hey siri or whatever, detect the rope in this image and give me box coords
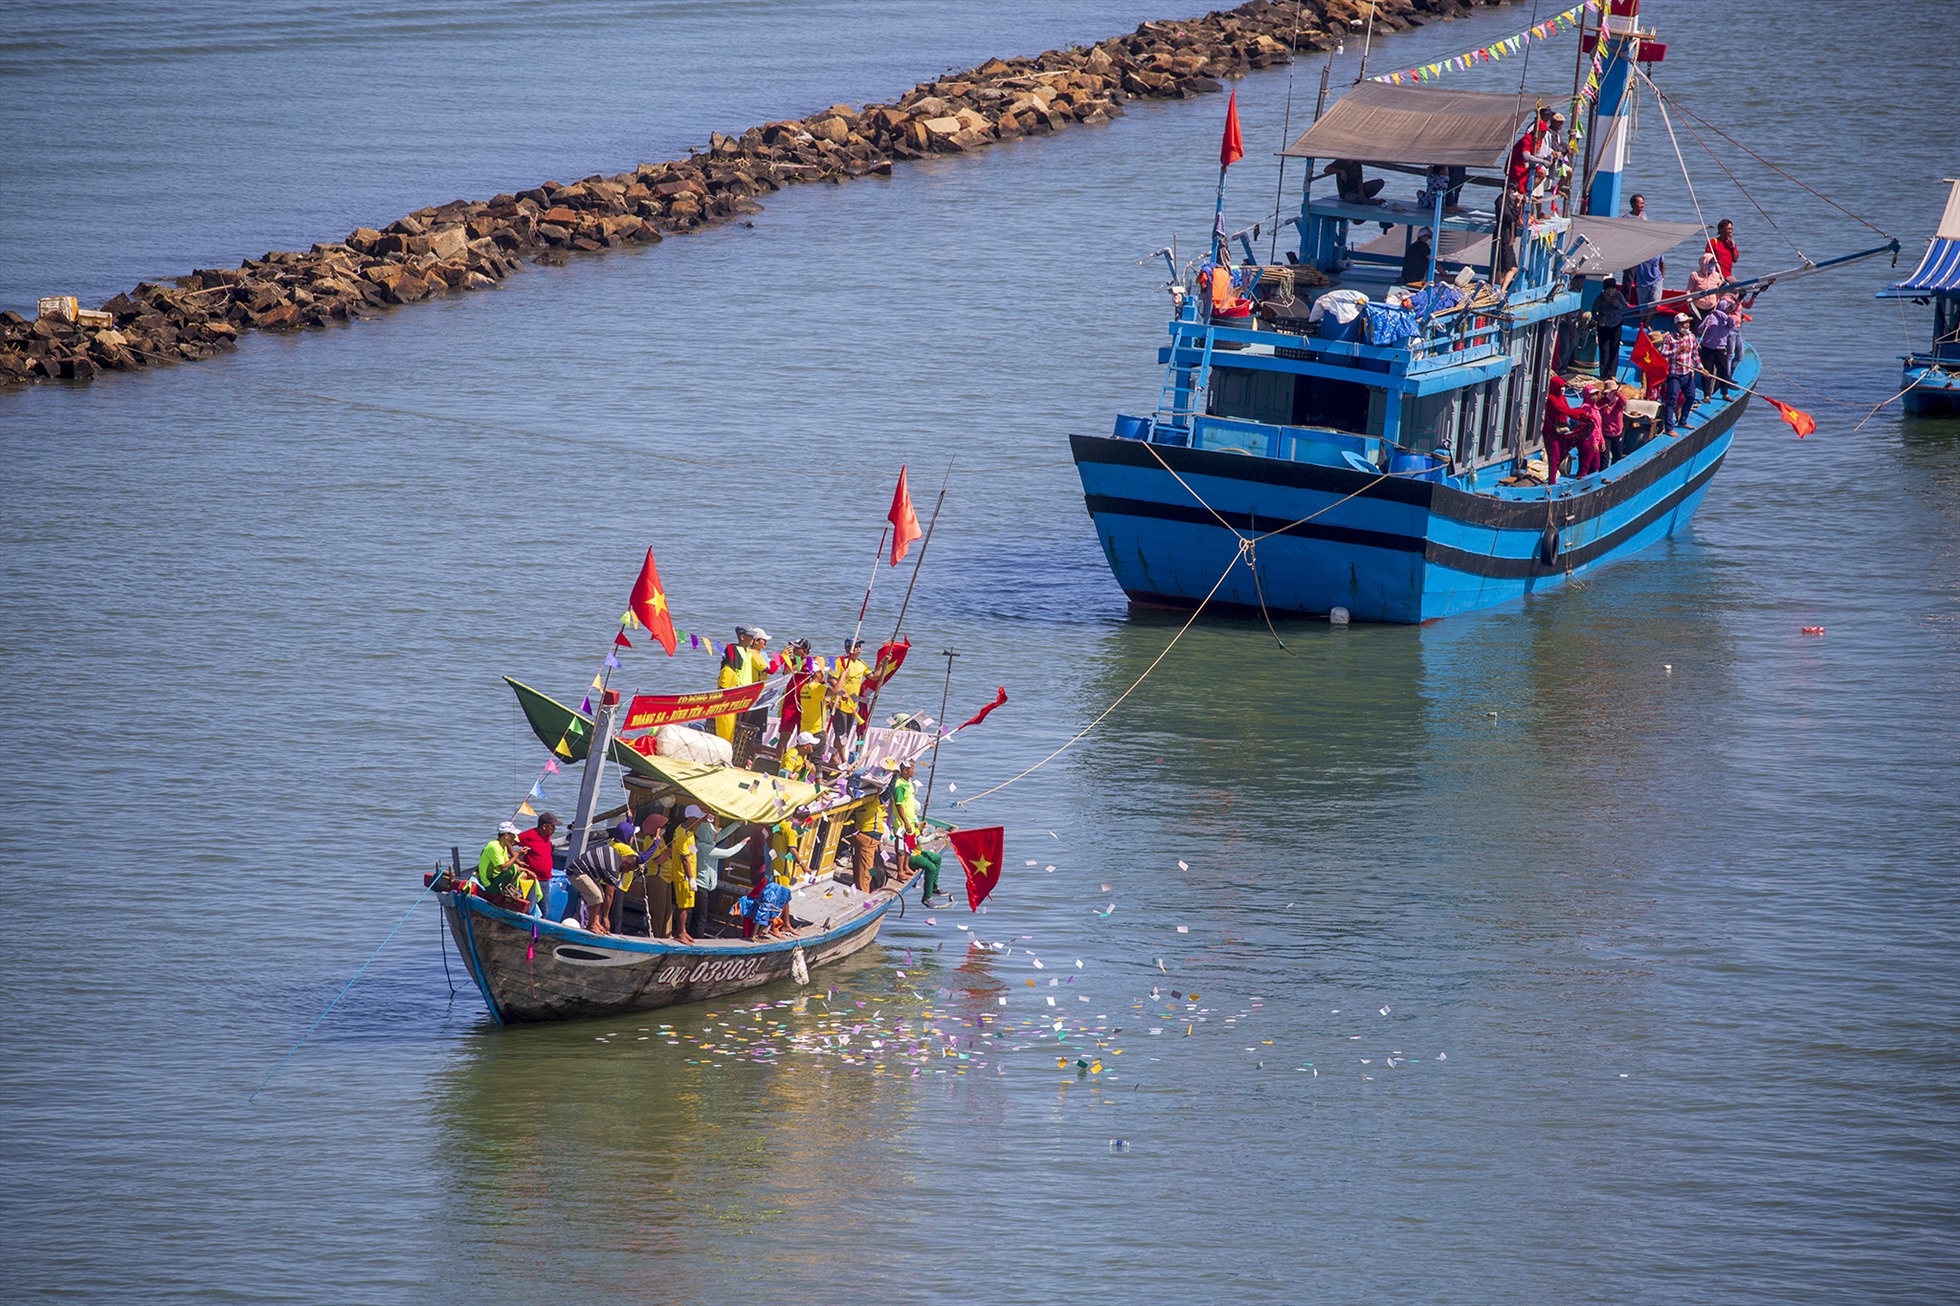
[1641,76,1707,237]
[250,878,438,1101]
[1662,103,1805,263]
[1636,70,1893,241]
[954,546,1244,807]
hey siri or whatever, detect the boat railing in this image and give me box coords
[1163,314,1507,375]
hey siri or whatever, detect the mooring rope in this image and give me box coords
[250,878,438,1102]
[955,545,1244,807]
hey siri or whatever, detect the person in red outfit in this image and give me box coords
[1705,219,1739,281]
[1542,383,1596,485]
[1575,384,1608,477]
[1593,382,1630,464]
[517,812,559,885]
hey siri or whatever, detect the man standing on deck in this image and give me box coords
[714,625,771,743]
[1706,219,1739,281]
[1625,194,1665,316]
[516,812,558,888]
[829,638,870,755]
[849,789,887,893]
[1593,276,1629,382]
[1657,314,1700,430]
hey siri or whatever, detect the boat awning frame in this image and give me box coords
[622,757,820,825]
[1280,83,1545,168]
[1879,179,1960,298]
[1563,215,1704,278]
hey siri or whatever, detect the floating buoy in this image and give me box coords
[1329,606,1351,625]
[1802,626,1826,635]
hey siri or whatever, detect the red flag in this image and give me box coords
[868,638,911,692]
[1630,330,1667,397]
[949,826,1005,912]
[1764,396,1816,438]
[613,630,632,649]
[1220,89,1244,168]
[628,549,678,656]
[888,466,923,566]
[959,687,1008,730]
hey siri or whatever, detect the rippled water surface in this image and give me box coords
[3,1,1956,1302]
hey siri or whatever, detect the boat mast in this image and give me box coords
[1583,0,1649,221]
[566,688,623,862]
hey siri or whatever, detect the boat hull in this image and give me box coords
[442,887,896,1023]
[1073,386,1747,624]
[1902,364,1960,415]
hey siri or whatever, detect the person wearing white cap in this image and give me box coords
[781,730,820,782]
[660,806,709,943]
[713,625,773,743]
[475,820,536,909]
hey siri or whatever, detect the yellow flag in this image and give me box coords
[517,800,537,817]
[591,673,604,689]
[553,735,574,759]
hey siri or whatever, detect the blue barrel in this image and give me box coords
[1113,414,1154,441]
[543,877,569,922]
[1389,451,1445,482]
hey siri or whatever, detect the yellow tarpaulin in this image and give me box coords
[624,752,821,824]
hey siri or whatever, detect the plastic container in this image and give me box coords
[1315,314,1362,343]
[1113,414,1154,442]
[1389,451,1445,482]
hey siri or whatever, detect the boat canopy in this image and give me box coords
[1565,215,1704,277]
[505,676,821,821]
[1877,179,1960,297]
[1280,83,1542,168]
[622,756,819,824]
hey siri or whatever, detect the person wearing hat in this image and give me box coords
[688,813,750,937]
[890,759,921,847]
[1592,275,1630,384]
[1657,313,1701,431]
[1574,383,1608,477]
[829,638,870,753]
[476,821,537,909]
[781,730,821,782]
[848,781,888,893]
[563,830,641,937]
[1594,377,1631,465]
[1697,296,1740,401]
[713,625,773,743]
[516,812,560,890]
[662,806,709,943]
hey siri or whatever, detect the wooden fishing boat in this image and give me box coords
[1877,178,1960,416]
[439,679,921,1024]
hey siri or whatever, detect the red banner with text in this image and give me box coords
[625,683,766,730]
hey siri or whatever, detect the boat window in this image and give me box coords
[1208,366,1293,426]
[1295,374,1377,436]
[1401,390,1458,456]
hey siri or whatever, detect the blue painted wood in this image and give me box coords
[1076,350,1755,623]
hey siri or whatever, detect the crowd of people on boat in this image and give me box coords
[465,623,961,943]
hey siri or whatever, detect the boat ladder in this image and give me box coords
[1153,319,1223,439]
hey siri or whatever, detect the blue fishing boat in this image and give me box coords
[1877,178,1960,416]
[1071,0,1888,623]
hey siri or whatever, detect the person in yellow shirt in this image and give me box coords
[713,625,772,742]
[830,638,870,752]
[663,806,707,943]
[787,639,830,739]
[849,792,886,893]
[780,730,820,782]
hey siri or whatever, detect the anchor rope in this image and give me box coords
[955,545,1243,807]
[250,878,438,1102]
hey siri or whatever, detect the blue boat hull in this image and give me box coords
[1073,390,1746,624]
[1902,363,1960,415]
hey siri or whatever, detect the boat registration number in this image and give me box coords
[657,955,766,986]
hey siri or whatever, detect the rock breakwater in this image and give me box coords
[2,0,1517,388]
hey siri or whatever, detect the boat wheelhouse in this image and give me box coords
[1072,0,1748,623]
[1876,178,1960,416]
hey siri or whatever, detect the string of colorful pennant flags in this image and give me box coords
[1371,0,1597,86]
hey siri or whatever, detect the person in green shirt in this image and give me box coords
[476,821,537,907]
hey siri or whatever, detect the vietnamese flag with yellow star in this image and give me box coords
[628,548,678,655]
[949,826,1005,911]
